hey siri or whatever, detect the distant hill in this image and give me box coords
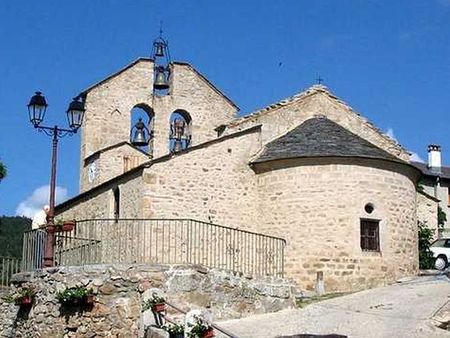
[0,216,31,258]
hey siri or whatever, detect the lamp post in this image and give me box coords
[27,91,85,268]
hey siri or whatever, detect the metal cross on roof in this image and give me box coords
[316,76,324,85]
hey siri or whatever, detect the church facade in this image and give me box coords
[56,57,422,292]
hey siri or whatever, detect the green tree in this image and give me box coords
[418,221,434,269]
[0,216,31,258]
[0,161,6,181]
[438,206,447,226]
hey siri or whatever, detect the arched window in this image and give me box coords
[130,104,155,155]
[169,110,192,152]
[113,187,120,221]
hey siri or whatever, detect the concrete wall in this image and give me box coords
[421,176,450,229]
[254,158,419,291]
[80,59,237,192]
[417,191,439,239]
[227,87,409,161]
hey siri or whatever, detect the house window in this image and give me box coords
[113,187,120,221]
[360,219,380,252]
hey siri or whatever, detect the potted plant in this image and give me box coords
[163,323,184,338]
[54,219,76,232]
[56,286,94,305]
[3,287,36,307]
[143,294,166,313]
[189,316,214,338]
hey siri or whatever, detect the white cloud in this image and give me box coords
[385,128,398,143]
[15,185,69,218]
[410,152,425,163]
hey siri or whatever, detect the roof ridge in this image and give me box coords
[228,84,408,159]
[78,58,238,110]
[229,85,327,126]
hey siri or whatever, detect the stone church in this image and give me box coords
[56,38,425,292]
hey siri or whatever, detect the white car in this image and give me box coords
[430,238,450,270]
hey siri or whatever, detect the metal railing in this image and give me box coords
[22,219,286,277]
[0,256,21,287]
[22,230,46,271]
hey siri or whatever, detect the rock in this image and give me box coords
[145,327,169,338]
[99,282,116,295]
[92,278,104,287]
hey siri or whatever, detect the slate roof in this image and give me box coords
[252,117,401,164]
[411,161,450,180]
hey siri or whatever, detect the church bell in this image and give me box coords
[153,67,170,90]
[131,118,150,147]
[155,42,165,57]
[132,129,148,146]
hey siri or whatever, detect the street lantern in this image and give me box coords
[131,118,151,146]
[27,91,85,268]
[27,91,48,127]
[66,97,85,131]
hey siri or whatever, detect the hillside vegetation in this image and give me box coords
[0,216,31,258]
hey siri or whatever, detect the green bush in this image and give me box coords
[418,221,434,269]
[56,286,93,304]
[438,206,447,226]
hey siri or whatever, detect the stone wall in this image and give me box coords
[57,170,143,220]
[226,86,409,161]
[82,143,150,191]
[80,59,237,192]
[0,264,297,338]
[141,127,261,231]
[254,158,419,292]
[417,191,439,239]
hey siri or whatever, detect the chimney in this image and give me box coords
[428,144,442,172]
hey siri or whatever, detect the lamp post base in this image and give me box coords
[43,231,55,268]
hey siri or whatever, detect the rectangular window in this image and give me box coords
[360,219,380,252]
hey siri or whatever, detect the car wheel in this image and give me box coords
[435,256,447,270]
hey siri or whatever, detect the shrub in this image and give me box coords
[56,286,93,304]
[418,221,434,269]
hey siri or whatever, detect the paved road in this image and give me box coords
[218,274,450,338]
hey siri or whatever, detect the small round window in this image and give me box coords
[365,203,375,214]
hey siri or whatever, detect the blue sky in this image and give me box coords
[1,0,450,216]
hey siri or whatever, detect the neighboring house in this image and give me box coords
[56,56,422,292]
[412,145,450,236]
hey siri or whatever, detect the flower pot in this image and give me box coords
[16,296,33,306]
[201,327,214,338]
[151,303,166,313]
[62,221,76,232]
